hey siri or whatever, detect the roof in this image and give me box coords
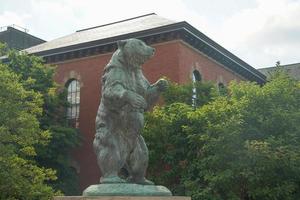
[25,13,175,54]
[24,13,266,84]
[0,26,45,50]
[258,62,300,80]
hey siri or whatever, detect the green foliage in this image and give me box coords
[162,81,217,107]
[144,74,300,200]
[0,43,9,56]
[144,81,217,194]
[0,43,81,196]
[145,103,193,194]
[5,49,81,195]
[0,63,58,199]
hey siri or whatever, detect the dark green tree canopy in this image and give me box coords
[144,73,300,200]
[0,62,57,200]
[0,43,81,199]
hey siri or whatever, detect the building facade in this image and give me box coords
[25,13,266,190]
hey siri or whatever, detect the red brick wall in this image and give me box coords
[54,54,109,189]
[143,41,181,83]
[177,41,245,85]
[52,40,244,191]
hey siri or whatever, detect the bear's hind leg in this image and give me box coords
[94,128,127,184]
[127,135,154,185]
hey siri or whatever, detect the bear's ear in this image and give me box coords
[117,40,127,49]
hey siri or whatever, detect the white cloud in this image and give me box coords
[213,0,300,67]
[0,0,203,39]
[1,0,299,68]
[0,11,30,29]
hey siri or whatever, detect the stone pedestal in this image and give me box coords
[82,184,172,196]
[54,196,191,200]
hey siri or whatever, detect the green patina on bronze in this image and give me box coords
[83,184,172,196]
[83,38,170,196]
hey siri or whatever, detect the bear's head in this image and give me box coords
[117,38,155,68]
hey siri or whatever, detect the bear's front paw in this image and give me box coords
[156,78,169,92]
[125,90,147,109]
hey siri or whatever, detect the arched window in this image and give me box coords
[218,82,227,95]
[192,70,202,82]
[192,70,202,108]
[66,79,80,124]
[218,82,225,89]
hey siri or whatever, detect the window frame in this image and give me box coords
[192,70,202,108]
[66,79,80,124]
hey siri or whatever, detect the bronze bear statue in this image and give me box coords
[94,38,168,185]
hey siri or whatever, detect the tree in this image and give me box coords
[0,63,57,200]
[162,81,217,107]
[144,81,217,194]
[1,44,81,195]
[144,73,300,200]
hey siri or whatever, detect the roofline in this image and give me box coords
[26,21,265,84]
[260,62,300,70]
[27,22,184,56]
[179,22,266,82]
[77,13,157,32]
[2,26,46,42]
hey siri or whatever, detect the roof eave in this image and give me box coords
[26,21,266,84]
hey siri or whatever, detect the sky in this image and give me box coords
[0,0,299,69]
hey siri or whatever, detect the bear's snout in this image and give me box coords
[150,47,155,53]
[148,46,155,57]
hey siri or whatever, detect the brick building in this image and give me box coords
[25,13,265,191]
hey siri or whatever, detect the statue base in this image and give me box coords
[54,196,190,200]
[82,183,172,196]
